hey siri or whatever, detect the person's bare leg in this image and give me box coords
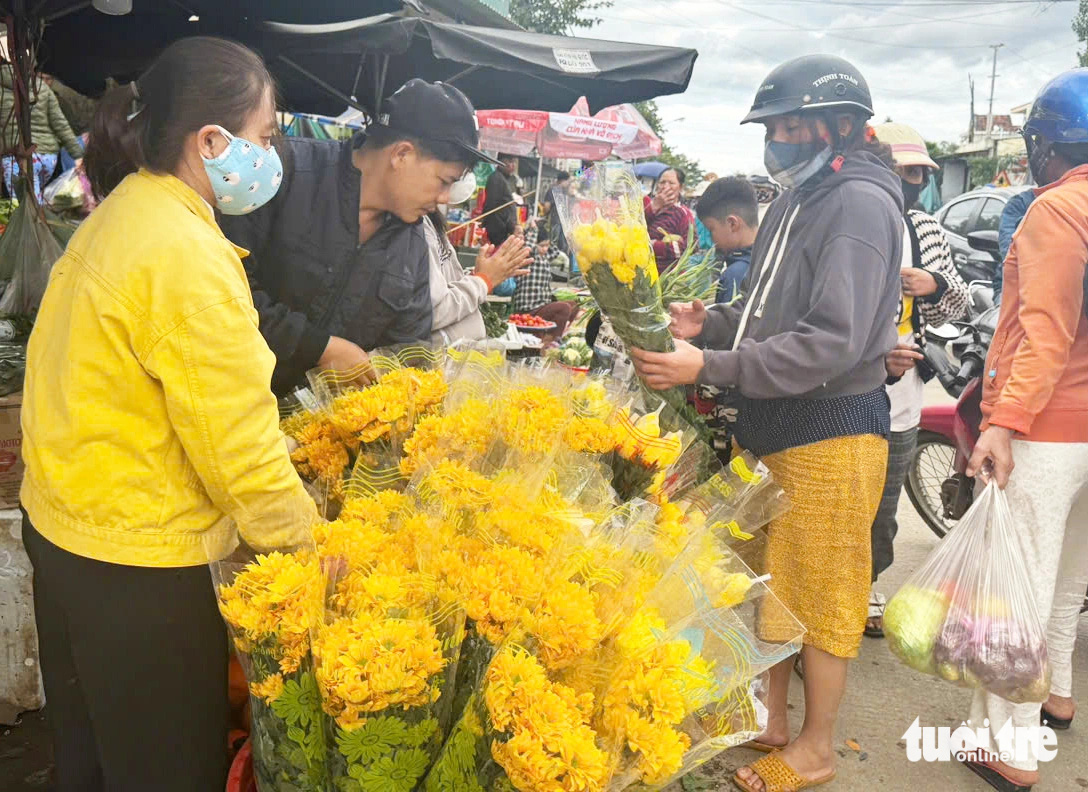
[736,645,842,791]
[753,655,792,748]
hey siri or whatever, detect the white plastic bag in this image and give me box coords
[885,482,1050,703]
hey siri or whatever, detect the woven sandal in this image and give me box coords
[733,754,836,792]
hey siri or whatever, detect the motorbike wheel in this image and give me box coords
[904,430,959,539]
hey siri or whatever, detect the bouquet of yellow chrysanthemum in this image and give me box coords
[555,163,687,414]
[311,489,466,791]
[213,544,328,792]
[598,538,804,791]
[424,501,668,792]
[412,458,596,726]
[283,345,451,506]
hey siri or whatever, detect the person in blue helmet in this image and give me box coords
[964,68,1088,792]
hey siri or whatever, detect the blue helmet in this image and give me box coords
[1023,68,1088,147]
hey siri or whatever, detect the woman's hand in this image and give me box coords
[901,268,938,297]
[885,342,923,378]
[475,237,532,288]
[630,340,705,390]
[668,299,707,340]
[967,425,1015,488]
[651,183,678,212]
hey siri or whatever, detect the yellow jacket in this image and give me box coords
[21,170,317,567]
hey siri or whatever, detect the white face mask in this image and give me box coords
[447,171,477,205]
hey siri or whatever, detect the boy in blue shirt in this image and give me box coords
[696,177,760,304]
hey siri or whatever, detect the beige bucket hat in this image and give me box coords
[873,122,940,170]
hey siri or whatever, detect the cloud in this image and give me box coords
[592,0,1081,173]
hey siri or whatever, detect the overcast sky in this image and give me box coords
[591,0,1081,175]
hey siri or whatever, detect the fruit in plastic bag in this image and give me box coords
[884,483,1050,702]
[884,584,949,674]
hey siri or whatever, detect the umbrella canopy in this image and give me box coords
[261,15,698,116]
[568,97,662,159]
[477,100,661,161]
[24,0,404,98]
[633,161,670,180]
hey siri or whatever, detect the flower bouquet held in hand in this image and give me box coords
[556,163,687,414]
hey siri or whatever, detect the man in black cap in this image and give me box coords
[220,79,499,395]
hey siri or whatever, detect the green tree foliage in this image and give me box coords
[926,140,958,162]
[509,0,613,35]
[1074,0,1088,67]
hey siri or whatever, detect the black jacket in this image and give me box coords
[482,168,517,246]
[220,136,432,396]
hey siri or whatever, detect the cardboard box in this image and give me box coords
[0,393,23,510]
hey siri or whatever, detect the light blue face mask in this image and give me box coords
[764,139,832,190]
[202,126,283,215]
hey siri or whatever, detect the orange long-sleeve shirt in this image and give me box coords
[981,164,1088,442]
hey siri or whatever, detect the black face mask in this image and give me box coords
[900,178,922,211]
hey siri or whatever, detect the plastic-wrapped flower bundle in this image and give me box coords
[555,163,685,413]
[311,489,464,790]
[598,521,803,790]
[282,345,451,504]
[213,545,328,792]
[424,502,663,792]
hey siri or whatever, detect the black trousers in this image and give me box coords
[21,513,228,792]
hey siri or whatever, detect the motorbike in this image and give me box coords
[903,231,999,538]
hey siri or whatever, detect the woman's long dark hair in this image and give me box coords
[85,37,275,199]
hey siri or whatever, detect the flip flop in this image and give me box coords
[733,753,836,792]
[962,758,1032,792]
[1040,708,1073,730]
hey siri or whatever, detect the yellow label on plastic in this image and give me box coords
[730,455,762,484]
[714,520,754,542]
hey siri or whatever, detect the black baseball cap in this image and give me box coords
[378,79,500,166]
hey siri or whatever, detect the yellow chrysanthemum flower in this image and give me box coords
[249,673,285,704]
[563,416,619,455]
[499,386,570,456]
[313,614,447,728]
[217,551,323,675]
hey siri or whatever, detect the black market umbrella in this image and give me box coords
[260,15,699,117]
[17,0,404,98]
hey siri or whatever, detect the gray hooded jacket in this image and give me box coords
[697,150,903,399]
[695,151,903,455]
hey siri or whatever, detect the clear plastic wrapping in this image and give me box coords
[211,539,328,792]
[555,162,686,412]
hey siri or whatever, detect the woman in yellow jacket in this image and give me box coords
[19,38,317,792]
